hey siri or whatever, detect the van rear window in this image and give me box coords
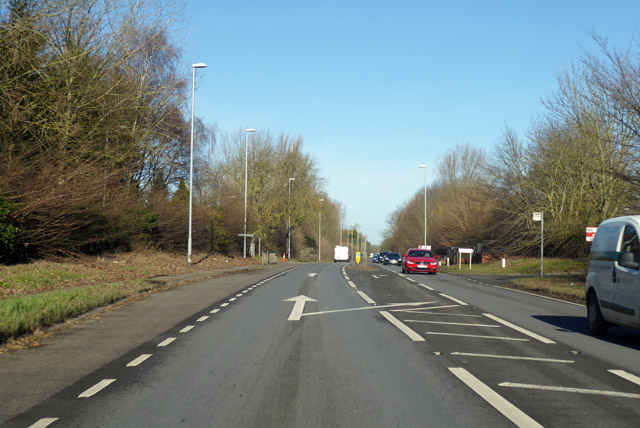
[591,223,622,260]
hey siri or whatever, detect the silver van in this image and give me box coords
[586,215,640,335]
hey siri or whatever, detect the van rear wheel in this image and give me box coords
[587,292,609,336]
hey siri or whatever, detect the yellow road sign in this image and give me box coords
[356,252,361,264]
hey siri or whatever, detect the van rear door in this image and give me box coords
[589,221,623,321]
[612,223,640,326]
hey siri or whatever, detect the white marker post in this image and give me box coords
[533,212,543,277]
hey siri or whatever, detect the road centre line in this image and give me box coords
[439,293,468,305]
[379,311,425,342]
[499,382,640,399]
[425,332,529,341]
[29,418,59,428]
[229,298,237,302]
[418,283,435,291]
[357,290,377,305]
[347,280,357,289]
[157,338,176,347]
[210,309,220,314]
[407,278,417,283]
[344,276,351,281]
[197,316,209,322]
[236,293,243,297]
[220,303,229,307]
[483,314,556,344]
[78,379,116,398]
[609,370,640,386]
[179,325,195,333]
[449,367,543,428]
[451,352,574,363]
[127,354,152,367]
[405,320,500,327]
[302,302,436,317]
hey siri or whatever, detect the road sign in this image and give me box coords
[586,227,597,242]
[356,252,361,264]
[533,212,542,222]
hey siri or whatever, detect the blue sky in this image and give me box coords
[182,0,640,245]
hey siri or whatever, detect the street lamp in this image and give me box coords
[419,164,427,247]
[288,177,295,259]
[318,198,324,261]
[188,62,207,265]
[243,128,256,258]
[340,210,344,246]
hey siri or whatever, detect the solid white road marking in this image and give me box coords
[303,302,436,317]
[347,280,357,289]
[500,382,640,399]
[284,295,317,321]
[197,316,209,322]
[210,309,220,314]
[483,314,555,344]
[392,304,461,312]
[380,311,425,342]
[78,379,116,398]
[403,312,482,317]
[609,369,640,386]
[357,290,376,305]
[405,320,500,327]
[425,332,529,341]
[418,283,435,291]
[127,354,152,367]
[439,293,468,305]
[157,338,176,347]
[373,275,380,279]
[29,418,59,428]
[179,325,195,333]
[451,352,574,363]
[449,368,543,428]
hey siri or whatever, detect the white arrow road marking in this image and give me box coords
[449,368,543,428]
[284,295,317,321]
[500,382,640,399]
[78,379,116,398]
[28,418,59,428]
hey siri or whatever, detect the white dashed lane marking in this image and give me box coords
[126,354,152,367]
[483,314,555,344]
[157,338,176,347]
[78,379,116,398]
[197,316,209,322]
[439,293,468,306]
[210,309,220,314]
[28,418,59,428]
[179,325,195,333]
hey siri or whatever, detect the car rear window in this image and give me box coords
[408,250,432,257]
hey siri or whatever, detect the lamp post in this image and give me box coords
[288,177,295,259]
[419,164,427,247]
[340,210,344,246]
[243,128,256,258]
[318,198,324,261]
[188,62,207,265]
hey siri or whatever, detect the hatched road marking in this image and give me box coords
[609,369,640,386]
[483,313,555,344]
[451,352,574,364]
[500,382,640,399]
[380,311,425,342]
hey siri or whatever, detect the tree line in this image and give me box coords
[0,0,348,263]
[382,34,640,259]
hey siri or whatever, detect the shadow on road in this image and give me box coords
[534,315,640,350]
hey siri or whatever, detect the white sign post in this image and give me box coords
[458,248,474,270]
[533,212,543,277]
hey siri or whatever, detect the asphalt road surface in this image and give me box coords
[5,262,640,427]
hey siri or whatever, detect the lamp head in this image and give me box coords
[192,63,207,68]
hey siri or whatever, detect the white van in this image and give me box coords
[586,215,640,335]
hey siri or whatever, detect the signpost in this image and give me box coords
[458,248,474,270]
[533,212,543,277]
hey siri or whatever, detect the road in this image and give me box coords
[6,262,640,427]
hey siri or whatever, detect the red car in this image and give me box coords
[401,248,438,274]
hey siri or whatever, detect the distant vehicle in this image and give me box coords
[378,251,388,264]
[369,253,374,258]
[586,215,640,336]
[373,253,379,263]
[401,248,438,274]
[334,246,349,263]
[383,252,401,265]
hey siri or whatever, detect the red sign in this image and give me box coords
[586,227,597,242]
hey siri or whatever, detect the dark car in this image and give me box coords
[378,251,388,264]
[373,253,379,263]
[383,252,401,265]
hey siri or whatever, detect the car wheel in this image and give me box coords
[587,292,609,336]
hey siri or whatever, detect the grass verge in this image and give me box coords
[506,275,586,304]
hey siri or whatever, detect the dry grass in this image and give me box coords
[507,275,586,303]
